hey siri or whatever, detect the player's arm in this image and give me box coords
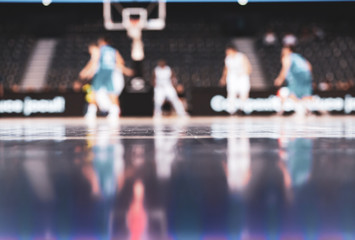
[171,70,178,86]
[151,71,156,87]
[306,60,312,72]
[219,66,227,86]
[0,83,4,97]
[244,55,252,75]
[79,60,91,79]
[79,48,100,80]
[86,50,100,79]
[116,50,125,67]
[274,56,291,87]
[115,50,134,76]
[121,66,134,77]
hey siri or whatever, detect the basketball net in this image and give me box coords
[127,19,145,61]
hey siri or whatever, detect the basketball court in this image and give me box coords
[1,115,355,239]
[1,0,355,239]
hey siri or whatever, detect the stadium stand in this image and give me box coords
[0,24,36,90]
[1,3,355,95]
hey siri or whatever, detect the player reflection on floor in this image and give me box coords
[81,123,173,239]
[75,121,318,239]
[215,121,313,239]
[80,125,125,239]
[126,180,148,240]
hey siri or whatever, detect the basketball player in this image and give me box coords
[79,38,132,120]
[220,44,252,115]
[274,46,313,115]
[152,60,187,117]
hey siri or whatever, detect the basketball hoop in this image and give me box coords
[126,17,145,92]
[122,7,147,30]
[127,18,144,41]
[126,18,144,61]
[102,0,166,92]
[103,0,166,31]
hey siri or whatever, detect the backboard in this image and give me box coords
[103,0,166,31]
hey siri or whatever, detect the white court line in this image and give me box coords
[1,116,355,140]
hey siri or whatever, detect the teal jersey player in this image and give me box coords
[79,37,132,120]
[286,53,313,99]
[91,45,117,93]
[275,46,313,100]
[99,45,116,70]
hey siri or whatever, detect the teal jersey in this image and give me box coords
[288,53,310,75]
[99,45,116,70]
[286,53,313,98]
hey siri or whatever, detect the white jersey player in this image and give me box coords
[220,44,252,114]
[152,60,187,117]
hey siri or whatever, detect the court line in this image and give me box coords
[1,133,354,141]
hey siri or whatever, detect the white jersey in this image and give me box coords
[225,53,250,91]
[154,66,173,88]
[225,53,246,79]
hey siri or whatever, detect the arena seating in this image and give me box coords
[0,27,35,89]
[43,17,355,94]
[1,4,355,96]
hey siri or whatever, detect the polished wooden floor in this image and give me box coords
[1,116,355,240]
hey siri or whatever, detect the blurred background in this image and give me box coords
[1,0,355,116]
[2,2,355,239]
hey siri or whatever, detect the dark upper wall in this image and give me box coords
[0,2,355,37]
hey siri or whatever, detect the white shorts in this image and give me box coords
[112,69,125,96]
[154,85,178,103]
[95,88,112,112]
[227,75,250,96]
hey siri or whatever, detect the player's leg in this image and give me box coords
[166,86,187,117]
[290,72,313,116]
[105,70,120,119]
[237,91,248,114]
[289,93,306,116]
[154,87,166,117]
[108,70,124,118]
[108,94,120,119]
[276,87,290,115]
[85,90,98,119]
[301,76,314,114]
[299,87,314,116]
[226,87,238,115]
[112,69,125,111]
[291,80,313,116]
[107,86,120,119]
[238,79,250,113]
[85,70,102,119]
[86,99,98,119]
